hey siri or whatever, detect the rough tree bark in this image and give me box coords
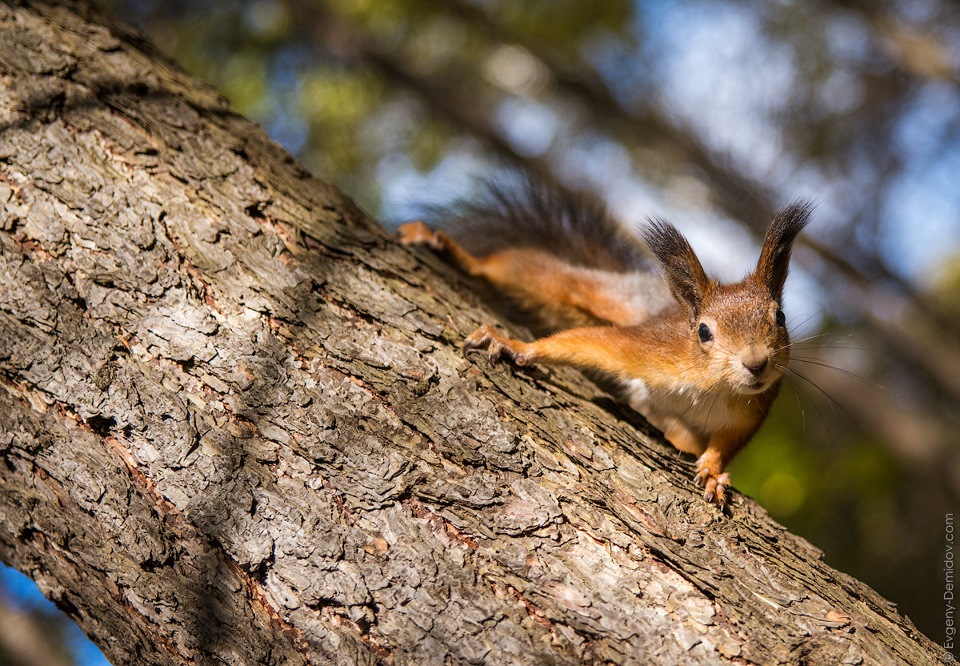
[0,1,945,665]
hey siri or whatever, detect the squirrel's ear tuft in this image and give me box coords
[642,218,710,319]
[756,200,813,302]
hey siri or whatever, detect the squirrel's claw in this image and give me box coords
[463,325,499,362]
[397,220,443,250]
[463,324,526,365]
[694,469,731,509]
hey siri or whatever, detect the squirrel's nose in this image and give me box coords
[742,356,769,376]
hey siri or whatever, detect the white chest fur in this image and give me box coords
[624,378,741,448]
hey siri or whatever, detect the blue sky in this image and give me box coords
[1,563,110,666]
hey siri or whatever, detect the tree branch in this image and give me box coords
[0,1,946,664]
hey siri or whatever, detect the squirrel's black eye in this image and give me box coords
[697,322,713,343]
[775,308,786,327]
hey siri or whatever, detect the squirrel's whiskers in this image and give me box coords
[400,177,812,509]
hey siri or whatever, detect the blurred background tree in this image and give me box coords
[6,0,956,658]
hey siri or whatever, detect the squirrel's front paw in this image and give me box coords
[397,220,443,250]
[463,325,507,362]
[694,466,731,509]
[463,325,530,365]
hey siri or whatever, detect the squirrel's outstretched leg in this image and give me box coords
[397,221,490,277]
[462,324,638,378]
[398,221,643,327]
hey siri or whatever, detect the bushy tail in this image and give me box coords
[421,174,652,273]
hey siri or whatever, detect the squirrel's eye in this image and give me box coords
[697,323,713,343]
[775,308,786,327]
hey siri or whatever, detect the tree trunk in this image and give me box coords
[0,1,945,664]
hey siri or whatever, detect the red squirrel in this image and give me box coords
[399,177,812,508]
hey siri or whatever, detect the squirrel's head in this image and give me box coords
[642,202,813,395]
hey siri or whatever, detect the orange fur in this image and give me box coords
[399,201,810,510]
[398,222,662,328]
